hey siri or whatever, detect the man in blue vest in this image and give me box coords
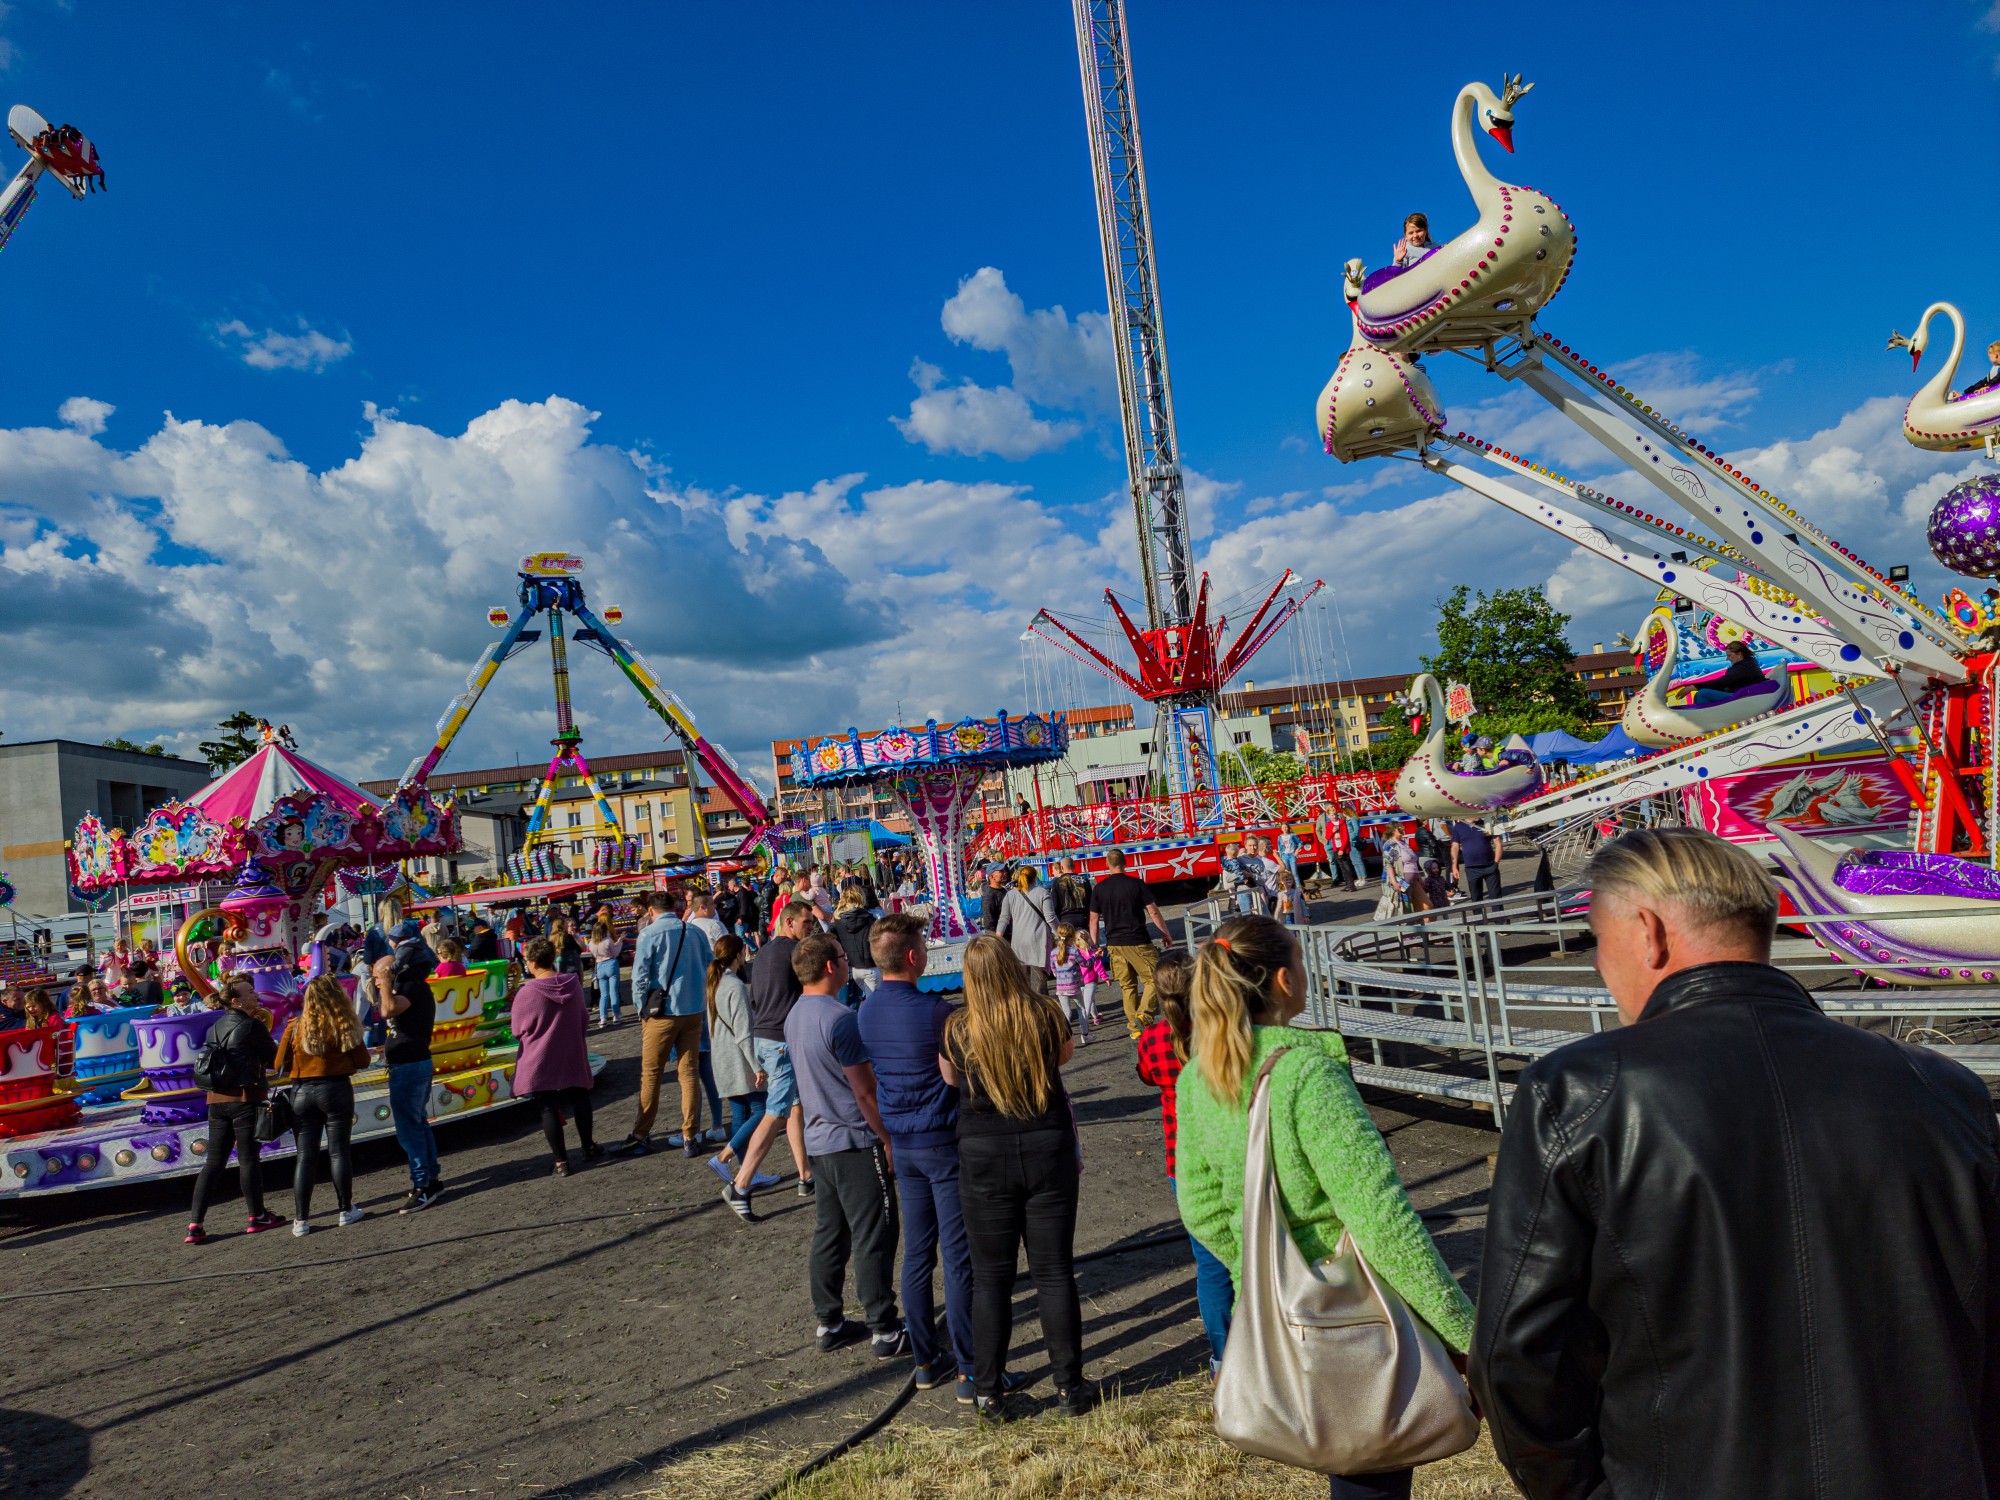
[856,911,1028,1403]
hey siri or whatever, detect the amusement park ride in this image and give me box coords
[1313,73,2000,984]
[397,551,779,879]
[0,104,102,254]
[1027,2,1324,805]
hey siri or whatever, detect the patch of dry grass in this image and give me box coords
[648,1376,1521,1500]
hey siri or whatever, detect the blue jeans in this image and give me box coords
[1173,1177,1235,1367]
[596,965,621,1023]
[895,1139,976,1376]
[727,1092,768,1158]
[387,1058,439,1190]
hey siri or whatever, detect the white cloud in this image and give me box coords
[894,268,1113,460]
[58,396,111,436]
[215,318,353,372]
[893,361,1082,460]
[0,352,1973,794]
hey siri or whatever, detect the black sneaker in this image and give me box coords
[612,1136,651,1157]
[872,1327,909,1360]
[683,1138,702,1159]
[816,1318,867,1353]
[399,1186,437,1214]
[796,1175,815,1198]
[720,1183,755,1222]
[956,1370,1032,1405]
[1054,1382,1097,1418]
[974,1395,1012,1423]
[581,1143,606,1162]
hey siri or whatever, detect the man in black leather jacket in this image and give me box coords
[1472,828,2000,1499]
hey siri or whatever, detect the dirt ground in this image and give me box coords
[0,879,1519,1500]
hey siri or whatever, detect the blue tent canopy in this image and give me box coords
[1567,725,1649,763]
[1526,730,1599,761]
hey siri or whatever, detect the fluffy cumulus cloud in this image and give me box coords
[894,268,1113,460]
[0,348,1973,795]
[214,318,354,372]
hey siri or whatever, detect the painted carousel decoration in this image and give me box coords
[69,730,459,940]
[1620,607,1793,748]
[1,104,103,258]
[1392,673,1540,818]
[795,713,1069,980]
[1342,75,1574,355]
[1889,303,2000,457]
[1316,315,1445,463]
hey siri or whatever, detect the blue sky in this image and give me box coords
[0,1,1995,782]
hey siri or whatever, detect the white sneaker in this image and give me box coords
[337,1207,366,1227]
[291,1219,311,1237]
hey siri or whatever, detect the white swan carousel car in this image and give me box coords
[1316,314,1445,462]
[1767,822,2000,986]
[1343,75,1576,357]
[1889,302,2000,454]
[1393,673,1542,818]
[1619,608,1792,748]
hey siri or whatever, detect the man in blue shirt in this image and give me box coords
[613,890,714,1158]
[1450,818,1505,904]
[855,912,982,1396]
[774,931,906,1359]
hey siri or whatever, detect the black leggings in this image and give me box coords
[958,1127,1084,1398]
[536,1087,596,1161]
[291,1077,356,1219]
[189,1101,265,1224]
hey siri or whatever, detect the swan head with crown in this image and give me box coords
[1345,74,1575,357]
[1887,301,2000,453]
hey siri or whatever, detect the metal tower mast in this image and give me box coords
[1073,0,1193,633]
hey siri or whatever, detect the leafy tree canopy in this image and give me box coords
[1220,744,1307,787]
[102,736,167,757]
[1420,585,1593,723]
[197,711,263,774]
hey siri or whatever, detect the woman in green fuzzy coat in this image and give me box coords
[1173,912,1476,1500]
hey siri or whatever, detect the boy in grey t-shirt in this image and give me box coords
[768,933,906,1358]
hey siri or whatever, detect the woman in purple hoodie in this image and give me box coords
[513,937,602,1176]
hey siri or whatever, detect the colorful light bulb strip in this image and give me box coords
[1531,332,1962,643]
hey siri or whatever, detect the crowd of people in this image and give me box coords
[27,824,2000,1495]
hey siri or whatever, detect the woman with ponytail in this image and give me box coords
[1173,914,1475,1500]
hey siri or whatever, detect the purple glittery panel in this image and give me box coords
[1927,473,2000,578]
[139,1095,208,1126]
[129,1128,184,1163]
[1835,849,2000,902]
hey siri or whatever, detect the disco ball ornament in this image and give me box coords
[1926,473,2000,577]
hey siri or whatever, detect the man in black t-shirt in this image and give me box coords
[374,923,441,1212]
[1050,857,1091,933]
[123,958,166,1010]
[1085,849,1174,1041]
[732,898,821,1203]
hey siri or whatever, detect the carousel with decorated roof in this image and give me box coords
[0,727,589,1201]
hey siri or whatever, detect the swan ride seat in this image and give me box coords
[1316,314,1446,462]
[1344,76,1575,358]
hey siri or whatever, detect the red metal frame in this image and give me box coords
[1030,570,1322,704]
[1918,651,1995,857]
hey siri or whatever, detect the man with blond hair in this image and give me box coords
[1473,828,2000,1499]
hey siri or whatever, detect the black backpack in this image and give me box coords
[191,1010,248,1092]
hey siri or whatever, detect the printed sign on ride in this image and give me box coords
[520,552,584,576]
[487,607,511,627]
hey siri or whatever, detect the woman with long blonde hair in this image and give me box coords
[274,974,372,1233]
[1173,914,1474,1500]
[937,936,1092,1421]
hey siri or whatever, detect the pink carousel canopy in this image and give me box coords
[69,738,458,892]
[183,742,382,826]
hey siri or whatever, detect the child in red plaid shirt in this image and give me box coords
[1134,953,1235,1372]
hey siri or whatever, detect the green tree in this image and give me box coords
[1219,743,1307,787]
[1420,585,1593,724]
[197,711,263,773]
[102,736,167,756]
